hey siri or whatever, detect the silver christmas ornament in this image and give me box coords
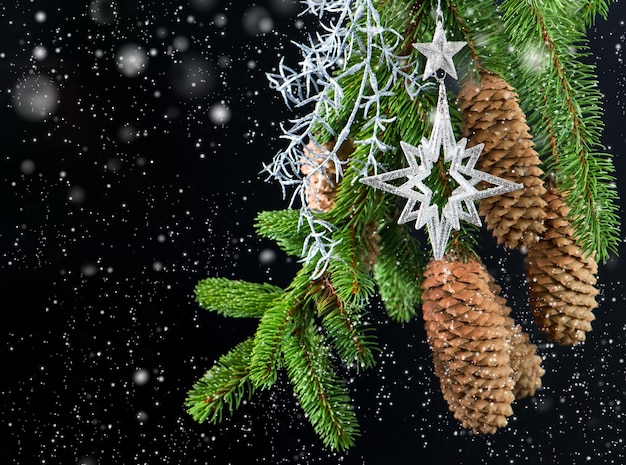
[360,9,522,259]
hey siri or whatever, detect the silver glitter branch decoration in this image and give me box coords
[265,0,428,277]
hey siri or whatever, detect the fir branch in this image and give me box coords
[576,0,615,25]
[373,222,423,323]
[255,209,308,257]
[312,276,378,369]
[283,320,360,450]
[186,338,255,424]
[249,293,298,389]
[194,278,283,319]
[447,0,514,79]
[501,0,620,262]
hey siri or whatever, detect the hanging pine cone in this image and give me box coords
[486,274,543,399]
[421,256,515,434]
[300,139,352,212]
[525,184,599,345]
[457,72,547,249]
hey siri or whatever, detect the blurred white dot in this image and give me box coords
[243,6,274,35]
[132,368,150,386]
[136,410,148,423]
[259,248,277,265]
[77,456,97,465]
[81,263,98,277]
[172,35,190,52]
[209,102,231,125]
[217,55,231,69]
[115,43,148,77]
[153,261,163,271]
[213,13,227,28]
[168,53,215,99]
[247,60,257,70]
[32,46,48,61]
[34,11,47,23]
[106,157,122,172]
[12,75,59,122]
[20,159,36,175]
[191,0,217,11]
[117,124,138,144]
[89,0,117,25]
[68,186,86,204]
[269,0,300,15]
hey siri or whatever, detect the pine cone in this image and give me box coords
[421,257,515,434]
[458,72,547,249]
[486,275,544,399]
[300,139,352,212]
[525,184,599,345]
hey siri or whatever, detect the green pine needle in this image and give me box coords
[501,0,620,262]
[185,337,255,424]
[194,278,283,319]
[283,321,360,451]
[373,222,424,323]
[255,209,308,257]
[311,277,378,370]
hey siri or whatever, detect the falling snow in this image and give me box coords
[1,1,625,465]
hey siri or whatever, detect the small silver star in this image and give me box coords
[413,20,466,81]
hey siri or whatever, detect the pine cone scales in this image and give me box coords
[300,139,352,212]
[526,186,599,345]
[486,275,544,399]
[458,72,547,249]
[422,257,515,434]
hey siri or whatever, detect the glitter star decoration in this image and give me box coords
[412,19,466,80]
[360,15,522,259]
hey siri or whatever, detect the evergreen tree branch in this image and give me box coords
[186,338,255,424]
[373,221,424,322]
[576,0,615,25]
[283,320,360,450]
[194,278,283,319]
[248,292,298,389]
[255,209,308,257]
[501,0,620,262]
[312,275,378,369]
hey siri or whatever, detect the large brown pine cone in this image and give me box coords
[300,139,352,212]
[421,257,515,434]
[525,185,599,345]
[458,72,547,249]
[485,273,544,399]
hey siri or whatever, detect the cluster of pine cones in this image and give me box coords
[299,72,599,435]
[418,72,599,434]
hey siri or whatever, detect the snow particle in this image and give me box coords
[132,368,150,386]
[259,248,277,265]
[213,13,227,28]
[20,159,36,175]
[168,53,216,99]
[34,11,47,23]
[32,45,48,61]
[12,75,59,122]
[208,102,231,125]
[115,43,148,77]
[242,7,274,35]
[89,0,118,25]
[190,0,217,12]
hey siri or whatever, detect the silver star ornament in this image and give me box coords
[412,19,466,80]
[360,82,523,260]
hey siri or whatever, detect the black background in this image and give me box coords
[1,1,625,464]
